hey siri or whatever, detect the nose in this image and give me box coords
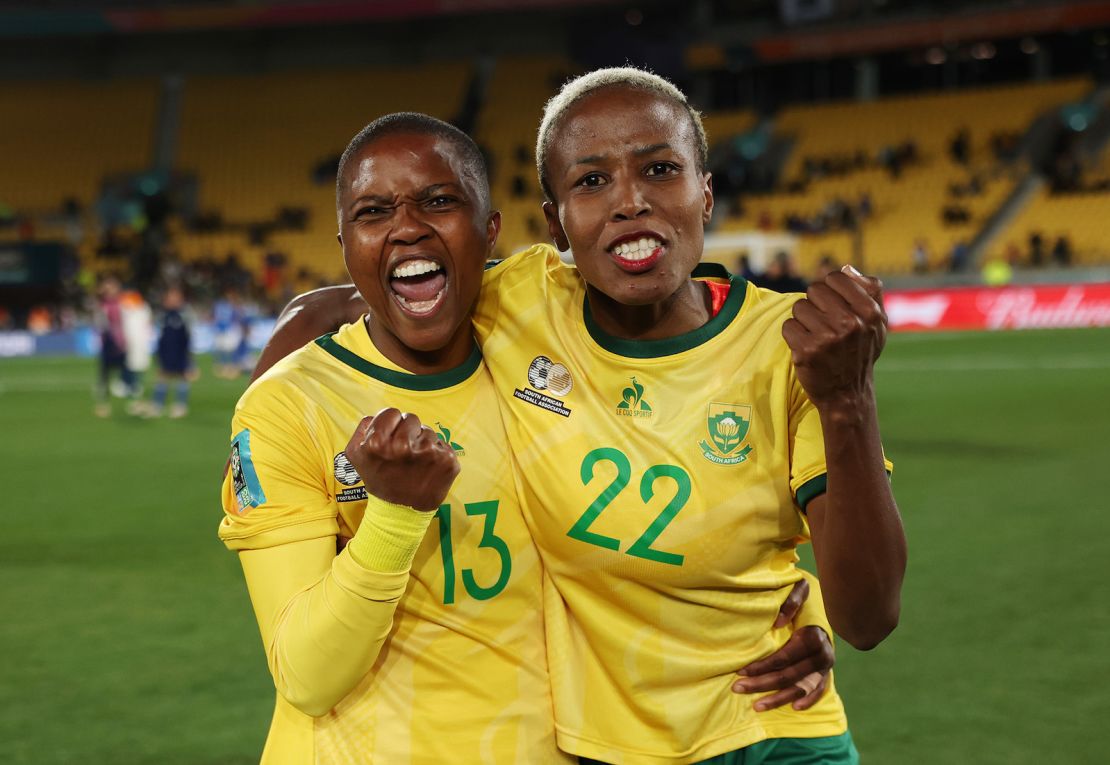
[611,176,651,221]
[389,201,433,246]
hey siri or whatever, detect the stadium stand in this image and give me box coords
[471,55,574,258]
[0,78,159,262]
[992,127,1110,266]
[472,56,757,257]
[174,64,470,285]
[721,77,1093,275]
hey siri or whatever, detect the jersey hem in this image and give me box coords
[555,715,848,765]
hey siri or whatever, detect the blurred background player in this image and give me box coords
[92,274,138,417]
[212,287,245,378]
[147,284,194,418]
[119,286,153,412]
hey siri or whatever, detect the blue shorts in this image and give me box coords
[578,732,859,765]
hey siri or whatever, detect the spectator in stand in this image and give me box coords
[879,145,901,179]
[948,240,970,272]
[912,238,930,274]
[982,254,1014,287]
[942,203,971,225]
[950,128,971,166]
[756,251,808,293]
[1029,232,1045,267]
[858,191,873,219]
[1052,234,1073,267]
[1003,241,1023,267]
[263,250,288,299]
[735,253,759,282]
[815,254,838,282]
[147,285,194,419]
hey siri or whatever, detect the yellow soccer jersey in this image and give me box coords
[218,319,571,765]
[474,245,887,764]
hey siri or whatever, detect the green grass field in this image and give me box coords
[2,327,1108,764]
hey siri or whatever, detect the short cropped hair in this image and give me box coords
[336,112,490,218]
[536,67,708,201]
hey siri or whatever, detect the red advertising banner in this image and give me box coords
[885,283,1110,332]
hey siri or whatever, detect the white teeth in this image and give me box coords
[394,293,442,314]
[391,259,442,279]
[611,237,662,261]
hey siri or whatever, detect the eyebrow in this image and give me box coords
[347,183,460,211]
[571,143,674,167]
[347,193,395,211]
[412,183,457,199]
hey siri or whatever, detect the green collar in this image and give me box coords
[583,263,747,359]
[314,333,482,391]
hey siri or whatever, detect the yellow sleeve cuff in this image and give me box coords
[346,496,435,573]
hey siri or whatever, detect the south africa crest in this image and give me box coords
[698,403,753,465]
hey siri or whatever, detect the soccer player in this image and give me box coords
[219,114,573,763]
[469,67,906,763]
[92,274,139,417]
[147,285,194,418]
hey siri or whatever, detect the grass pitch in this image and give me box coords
[1,327,1108,764]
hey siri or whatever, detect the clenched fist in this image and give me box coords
[782,265,887,412]
[344,408,460,511]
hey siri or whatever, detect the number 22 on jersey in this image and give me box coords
[568,447,691,566]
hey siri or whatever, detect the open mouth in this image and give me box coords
[389,258,448,316]
[608,236,665,273]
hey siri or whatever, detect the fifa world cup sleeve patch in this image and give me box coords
[230,429,267,513]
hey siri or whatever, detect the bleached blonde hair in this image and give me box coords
[535,66,708,201]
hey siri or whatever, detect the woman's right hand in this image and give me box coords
[344,408,460,511]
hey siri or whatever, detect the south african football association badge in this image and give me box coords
[698,403,753,465]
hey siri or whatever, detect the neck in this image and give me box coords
[586,279,711,341]
[365,315,474,375]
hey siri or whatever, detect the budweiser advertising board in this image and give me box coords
[885,283,1110,332]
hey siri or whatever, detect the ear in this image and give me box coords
[702,172,714,225]
[542,201,570,252]
[487,210,502,252]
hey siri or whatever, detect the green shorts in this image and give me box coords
[578,731,859,765]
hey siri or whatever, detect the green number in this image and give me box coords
[626,465,690,566]
[438,500,512,604]
[567,447,628,551]
[436,504,456,605]
[460,500,513,600]
[568,449,691,567]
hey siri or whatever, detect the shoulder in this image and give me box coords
[741,281,805,321]
[237,341,331,418]
[483,243,575,289]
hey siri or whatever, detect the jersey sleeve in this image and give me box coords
[786,353,894,514]
[219,379,339,551]
[787,365,829,514]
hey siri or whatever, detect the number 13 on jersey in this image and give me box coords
[436,500,513,604]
